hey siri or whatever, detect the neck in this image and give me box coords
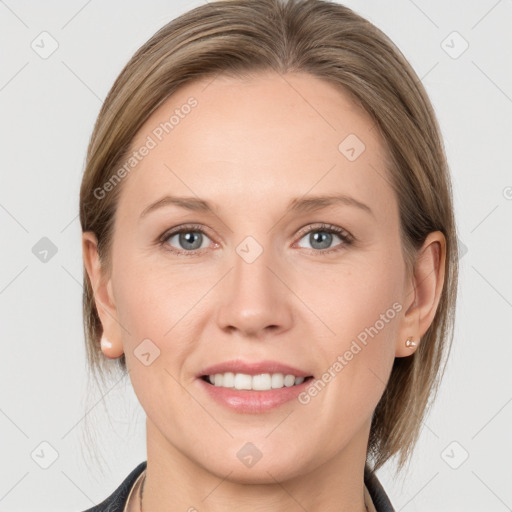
[142,417,372,512]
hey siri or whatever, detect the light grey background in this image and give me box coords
[1,1,511,510]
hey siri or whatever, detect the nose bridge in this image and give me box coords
[215,235,293,335]
[234,237,273,297]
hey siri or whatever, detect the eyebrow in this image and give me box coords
[139,193,374,219]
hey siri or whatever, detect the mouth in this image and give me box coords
[195,360,315,412]
[197,371,315,413]
[200,373,315,391]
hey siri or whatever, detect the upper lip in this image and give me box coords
[198,359,312,378]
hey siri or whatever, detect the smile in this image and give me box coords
[201,372,312,391]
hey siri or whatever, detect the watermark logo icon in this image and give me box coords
[31,31,59,59]
[134,338,161,366]
[236,442,263,468]
[441,31,469,59]
[32,237,58,263]
[338,134,366,161]
[440,440,469,469]
[31,441,59,469]
[236,236,263,264]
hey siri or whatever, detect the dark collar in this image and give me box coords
[81,460,395,511]
[81,461,147,512]
[364,464,396,511]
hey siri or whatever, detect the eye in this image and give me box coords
[159,224,214,255]
[158,222,354,256]
[295,223,354,253]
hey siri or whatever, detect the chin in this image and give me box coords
[200,449,314,485]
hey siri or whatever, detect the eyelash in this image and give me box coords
[158,222,355,257]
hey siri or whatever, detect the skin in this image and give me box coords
[83,70,446,512]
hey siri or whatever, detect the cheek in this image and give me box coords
[113,264,198,416]
[303,267,402,418]
[306,255,402,331]
[301,253,403,378]
[113,249,202,333]
[112,256,210,391]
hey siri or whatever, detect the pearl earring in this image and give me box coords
[101,334,113,351]
[405,337,417,348]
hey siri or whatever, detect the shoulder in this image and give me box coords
[364,464,395,512]
[79,461,147,512]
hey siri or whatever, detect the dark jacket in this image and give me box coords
[81,460,395,511]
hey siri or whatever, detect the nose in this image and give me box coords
[215,243,294,338]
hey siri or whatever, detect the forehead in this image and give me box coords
[117,71,394,219]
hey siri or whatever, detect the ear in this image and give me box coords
[82,231,124,359]
[395,231,447,357]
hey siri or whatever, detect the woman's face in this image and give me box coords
[88,71,418,482]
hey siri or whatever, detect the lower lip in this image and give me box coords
[197,377,313,413]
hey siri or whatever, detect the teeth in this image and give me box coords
[207,372,306,391]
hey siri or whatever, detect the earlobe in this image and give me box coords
[99,332,124,359]
[395,231,447,358]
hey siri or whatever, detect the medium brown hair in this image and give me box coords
[79,0,458,475]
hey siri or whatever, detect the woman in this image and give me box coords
[79,0,458,510]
